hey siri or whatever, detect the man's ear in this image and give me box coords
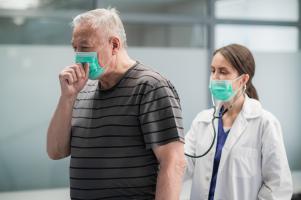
[110,36,120,55]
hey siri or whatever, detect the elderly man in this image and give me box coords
[47,8,185,200]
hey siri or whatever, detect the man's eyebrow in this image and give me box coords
[80,39,92,44]
[71,39,91,45]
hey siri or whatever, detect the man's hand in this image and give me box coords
[59,63,89,99]
[47,64,89,160]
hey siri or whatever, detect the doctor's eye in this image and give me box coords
[219,69,229,75]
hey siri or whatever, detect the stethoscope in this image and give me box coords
[184,86,246,158]
[184,105,228,158]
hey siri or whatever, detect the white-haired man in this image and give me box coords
[47,8,186,200]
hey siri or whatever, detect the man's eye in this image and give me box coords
[81,46,91,49]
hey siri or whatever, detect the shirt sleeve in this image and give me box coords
[138,79,184,149]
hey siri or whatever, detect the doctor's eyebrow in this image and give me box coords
[211,65,231,69]
[211,65,231,71]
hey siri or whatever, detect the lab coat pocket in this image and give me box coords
[230,147,259,178]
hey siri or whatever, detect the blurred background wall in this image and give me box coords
[0,0,300,197]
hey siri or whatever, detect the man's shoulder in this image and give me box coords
[130,62,170,88]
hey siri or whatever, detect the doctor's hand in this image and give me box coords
[59,63,89,99]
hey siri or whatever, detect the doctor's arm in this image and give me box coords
[258,118,293,200]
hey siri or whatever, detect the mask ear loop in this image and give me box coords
[225,82,246,112]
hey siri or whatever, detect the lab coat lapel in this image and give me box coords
[200,108,217,145]
[217,107,248,171]
[201,110,218,164]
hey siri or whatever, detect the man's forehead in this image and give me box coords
[71,38,91,44]
[72,26,102,42]
[72,32,95,43]
[73,26,93,37]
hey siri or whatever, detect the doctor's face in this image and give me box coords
[210,52,244,90]
[210,52,239,80]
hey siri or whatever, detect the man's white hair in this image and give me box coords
[72,8,127,48]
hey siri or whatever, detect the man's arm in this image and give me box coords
[47,64,88,160]
[153,141,186,200]
[47,96,75,159]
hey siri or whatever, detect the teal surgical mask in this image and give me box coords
[209,75,243,102]
[75,52,104,80]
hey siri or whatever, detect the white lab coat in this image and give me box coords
[182,95,293,200]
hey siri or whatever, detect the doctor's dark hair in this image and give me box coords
[213,44,259,100]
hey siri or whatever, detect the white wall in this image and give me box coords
[0,45,208,191]
[253,52,301,170]
[0,46,72,191]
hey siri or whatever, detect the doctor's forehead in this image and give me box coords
[211,52,233,69]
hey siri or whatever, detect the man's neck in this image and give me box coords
[99,53,136,90]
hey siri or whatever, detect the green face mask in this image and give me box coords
[209,76,242,102]
[75,52,104,80]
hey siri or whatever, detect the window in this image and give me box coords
[125,23,207,47]
[215,25,298,52]
[215,0,299,21]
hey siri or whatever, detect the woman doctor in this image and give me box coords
[182,44,293,200]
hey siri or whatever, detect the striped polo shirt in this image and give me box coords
[70,62,184,200]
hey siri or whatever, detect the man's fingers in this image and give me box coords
[65,68,78,82]
[59,64,89,86]
[84,63,90,79]
[61,72,74,85]
[71,65,84,79]
[77,64,86,79]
